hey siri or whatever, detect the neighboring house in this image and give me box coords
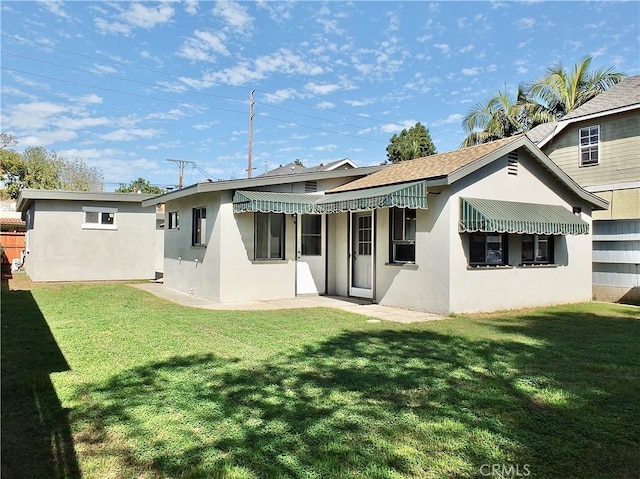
[0,200,26,268]
[527,75,640,303]
[258,158,358,177]
[144,135,607,315]
[16,190,164,282]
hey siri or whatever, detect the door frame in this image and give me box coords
[348,210,375,299]
[295,213,327,295]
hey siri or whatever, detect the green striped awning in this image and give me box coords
[233,191,322,214]
[316,181,427,213]
[233,181,428,215]
[459,197,589,235]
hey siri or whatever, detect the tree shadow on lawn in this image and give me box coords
[1,286,81,479]
[71,307,640,479]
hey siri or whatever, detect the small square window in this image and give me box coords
[522,234,554,264]
[579,125,600,167]
[390,207,416,263]
[192,207,206,246]
[469,233,508,266]
[82,206,117,229]
[255,212,285,260]
[168,211,179,230]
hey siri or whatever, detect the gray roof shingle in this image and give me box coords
[562,75,640,120]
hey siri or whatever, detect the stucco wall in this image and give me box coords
[24,199,157,282]
[447,151,594,313]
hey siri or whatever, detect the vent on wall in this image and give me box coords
[507,152,518,176]
[305,181,317,192]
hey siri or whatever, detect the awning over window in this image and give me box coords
[459,197,589,235]
[233,191,321,214]
[233,181,428,215]
[316,181,427,213]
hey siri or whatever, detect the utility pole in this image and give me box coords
[248,89,255,178]
[166,159,196,189]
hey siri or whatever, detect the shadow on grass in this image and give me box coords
[71,308,640,478]
[1,283,81,479]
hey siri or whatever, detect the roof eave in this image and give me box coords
[16,189,158,212]
[142,165,385,207]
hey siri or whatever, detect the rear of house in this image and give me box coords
[146,136,606,315]
[17,190,162,282]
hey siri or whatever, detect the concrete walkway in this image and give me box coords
[131,282,445,324]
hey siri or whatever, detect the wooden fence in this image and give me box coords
[1,232,26,265]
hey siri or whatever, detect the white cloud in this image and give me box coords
[37,0,70,19]
[94,17,132,36]
[304,82,340,95]
[263,88,298,104]
[121,3,174,29]
[460,44,474,54]
[316,101,335,109]
[434,43,450,55]
[461,67,481,76]
[313,144,338,151]
[213,0,253,33]
[433,113,462,126]
[344,98,374,107]
[516,17,536,29]
[256,0,294,24]
[360,120,417,135]
[591,47,607,57]
[315,5,345,35]
[78,93,103,104]
[91,63,118,75]
[184,0,198,15]
[178,30,229,62]
[100,128,161,141]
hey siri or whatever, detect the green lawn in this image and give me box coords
[2,277,639,479]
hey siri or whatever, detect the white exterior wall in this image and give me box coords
[375,191,452,314]
[163,193,222,301]
[24,200,157,282]
[447,152,594,313]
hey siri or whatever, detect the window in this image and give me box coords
[579,125,599,167]
[390,207,416,263]
[82,206,117,230]
[301,215,322,256]
[469,233,508,266]
[522,234,554,264]
[255,212,285,260]
[192,207,206,246]
[168,211,179,230]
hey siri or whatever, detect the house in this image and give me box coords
[144,135,607,315]
[258,158,358,177]
[16,190,164,282]
[527,75,640,303]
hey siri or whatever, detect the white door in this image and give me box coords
[349,211,374,299]
[296,214,326,295]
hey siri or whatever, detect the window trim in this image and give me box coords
[389,207,416,264]
[579,125,600,167]
[468,232,509,266]
[192,207,206,246]
[82,206,117,230]
[168,211,179,230]
[255,212,285,260]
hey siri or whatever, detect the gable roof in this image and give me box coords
[329,135,608,210]
[527,75,640,147]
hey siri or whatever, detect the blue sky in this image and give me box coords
[2,1,639,191]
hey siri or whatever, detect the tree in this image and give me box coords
[116,177,166,194]
[460,56,626,147]
[0,143,103,199]
[386,122,436,163]
[525,55,626,120]
[461,84,531,148]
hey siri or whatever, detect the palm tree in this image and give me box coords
[460,84,529,148]
[460,56,626,147]
[525,55,626,120]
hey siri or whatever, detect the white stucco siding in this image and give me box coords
[25,200,157,282]
[447,151,594,313]
[163,193,221,301]
[218,202,296,302]
[375,192,452,315]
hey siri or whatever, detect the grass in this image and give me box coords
[2,274,639,479]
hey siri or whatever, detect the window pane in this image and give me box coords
[270,213,284,259]
[302,215,321,235]
[392,208,404,241]
[85,211,99,223]
[101,212,115,225]
[536,236,549,262]
[302,236,321,255]
[470,233,486,263]
[522,235,534,262]
[486,235,503,264]
[255,213,268,259]
[405,209,416,241]
[301,215,321,256]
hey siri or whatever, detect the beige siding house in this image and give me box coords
[17,190,163,282]
[528,75,640,303]
[145,136,606,315]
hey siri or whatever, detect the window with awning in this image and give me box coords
[459,197,589,235]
